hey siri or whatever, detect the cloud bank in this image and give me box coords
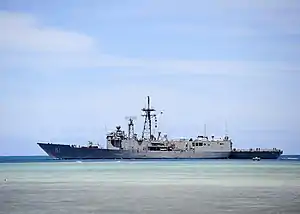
[1,11,299,76]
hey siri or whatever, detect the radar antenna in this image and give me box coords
[125,116,137,139]
[141,96,156,140]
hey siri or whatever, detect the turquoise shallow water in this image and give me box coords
[1,159,300,214]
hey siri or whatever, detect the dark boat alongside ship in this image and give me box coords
[37,96,283,160]
[229,148,283,159]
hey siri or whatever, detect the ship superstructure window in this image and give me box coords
[220,143,224,145]
[193,142,205,147]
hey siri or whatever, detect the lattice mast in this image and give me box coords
[141,96,157,140]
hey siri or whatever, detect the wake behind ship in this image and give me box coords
[38,96,233,160]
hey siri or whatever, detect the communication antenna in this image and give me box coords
[204,124,207,137]
[155,110,164,132]
[125,116,137,120]
[225,120,228,136]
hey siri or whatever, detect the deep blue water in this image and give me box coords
[0,155,299,163]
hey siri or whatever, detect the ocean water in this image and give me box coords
[0,157,300,214]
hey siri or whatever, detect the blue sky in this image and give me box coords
[0,0,300,155]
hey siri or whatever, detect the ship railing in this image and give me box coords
[38,141,52,144]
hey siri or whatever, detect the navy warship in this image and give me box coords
[37,96,233,160]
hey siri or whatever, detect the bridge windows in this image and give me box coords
[192,142,204,147]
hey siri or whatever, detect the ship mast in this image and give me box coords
[225,120,228,137]
[125,116,136,139]
[141,96,156,140]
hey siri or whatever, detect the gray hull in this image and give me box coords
[38,143,230,159]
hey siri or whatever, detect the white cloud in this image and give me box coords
[0,11,299,76]
[0,11,95,53]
